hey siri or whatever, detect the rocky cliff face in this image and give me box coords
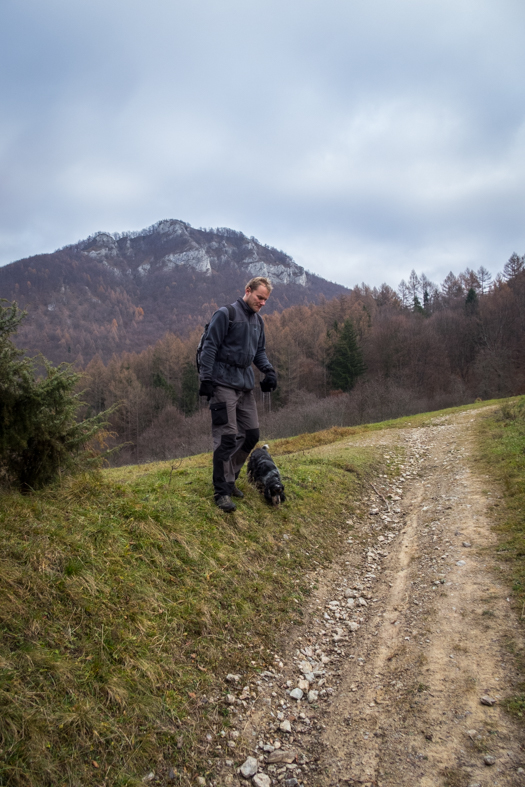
[0,219,350,364]
[77,220,308,286]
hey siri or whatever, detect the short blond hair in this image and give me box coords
[246,276,272,293]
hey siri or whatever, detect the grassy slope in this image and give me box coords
[476,395,525,720]
[0,397,518,786]
[0,432,379,786]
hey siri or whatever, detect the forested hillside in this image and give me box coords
[0,219,349,364]
[79,256,525,465]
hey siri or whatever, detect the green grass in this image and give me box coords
[477,396,525,607]
[0,434,378,786]
[477,395,525,722]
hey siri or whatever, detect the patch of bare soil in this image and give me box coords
[216,411,525,787]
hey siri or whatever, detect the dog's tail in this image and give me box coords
[262,444,269,451]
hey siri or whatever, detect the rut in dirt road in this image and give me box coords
[313,411,524,787]
[222,410,525,787]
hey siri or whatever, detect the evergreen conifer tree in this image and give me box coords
[413,295,426,315]
[180,361,199,415]
[465,287,478,314]
[326,319,366,392]
[0,301,110,490]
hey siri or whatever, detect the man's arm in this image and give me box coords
[199,308,230,380]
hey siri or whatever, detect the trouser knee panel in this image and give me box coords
[215,434,236,462]
[241,428,259,454]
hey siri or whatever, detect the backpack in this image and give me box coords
[196,304,236,374]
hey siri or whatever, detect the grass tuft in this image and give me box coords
[502,688,525,719]
[441,767,470,787]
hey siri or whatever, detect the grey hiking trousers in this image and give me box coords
[209,385,260,499]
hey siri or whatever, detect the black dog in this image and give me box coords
[247,445,286,506]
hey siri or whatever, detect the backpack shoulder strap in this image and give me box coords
[196,305,236,373]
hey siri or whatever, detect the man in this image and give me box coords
[198,277,277,512]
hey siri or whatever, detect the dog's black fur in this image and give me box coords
[247,445,286,506]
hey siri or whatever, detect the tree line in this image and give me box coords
[78,255,525,465]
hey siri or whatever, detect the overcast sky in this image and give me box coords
[1,0,525,289]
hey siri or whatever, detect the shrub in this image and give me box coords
[0,301,110,490]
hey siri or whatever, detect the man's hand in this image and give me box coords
[260,370,277,393]
[199,380,215,400]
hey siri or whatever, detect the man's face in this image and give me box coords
[244,285,270,312]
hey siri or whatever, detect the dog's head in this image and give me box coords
[264,482,286,506]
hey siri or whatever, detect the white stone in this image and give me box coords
[480,695,496,706]
[307,690,319,703]
[252,774,271,787]
[289,688,303,700]
[279,720,292,733]
[240,756,258,778]
[298,660,313,674]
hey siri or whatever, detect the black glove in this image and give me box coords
[260,370,277,393]
[199,380,215,400]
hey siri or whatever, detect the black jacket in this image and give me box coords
[199,298,274,391]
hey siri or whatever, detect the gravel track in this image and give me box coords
[219,410,525,787]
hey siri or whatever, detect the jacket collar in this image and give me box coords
[237,296,255,315]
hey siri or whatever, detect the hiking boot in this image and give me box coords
[231,485,244,499]
[215,495,236,513]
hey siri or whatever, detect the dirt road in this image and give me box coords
[225,410,525,787]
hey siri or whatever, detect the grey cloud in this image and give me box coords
[1,0,525,288]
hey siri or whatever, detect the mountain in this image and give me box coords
[0,219,350,365]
